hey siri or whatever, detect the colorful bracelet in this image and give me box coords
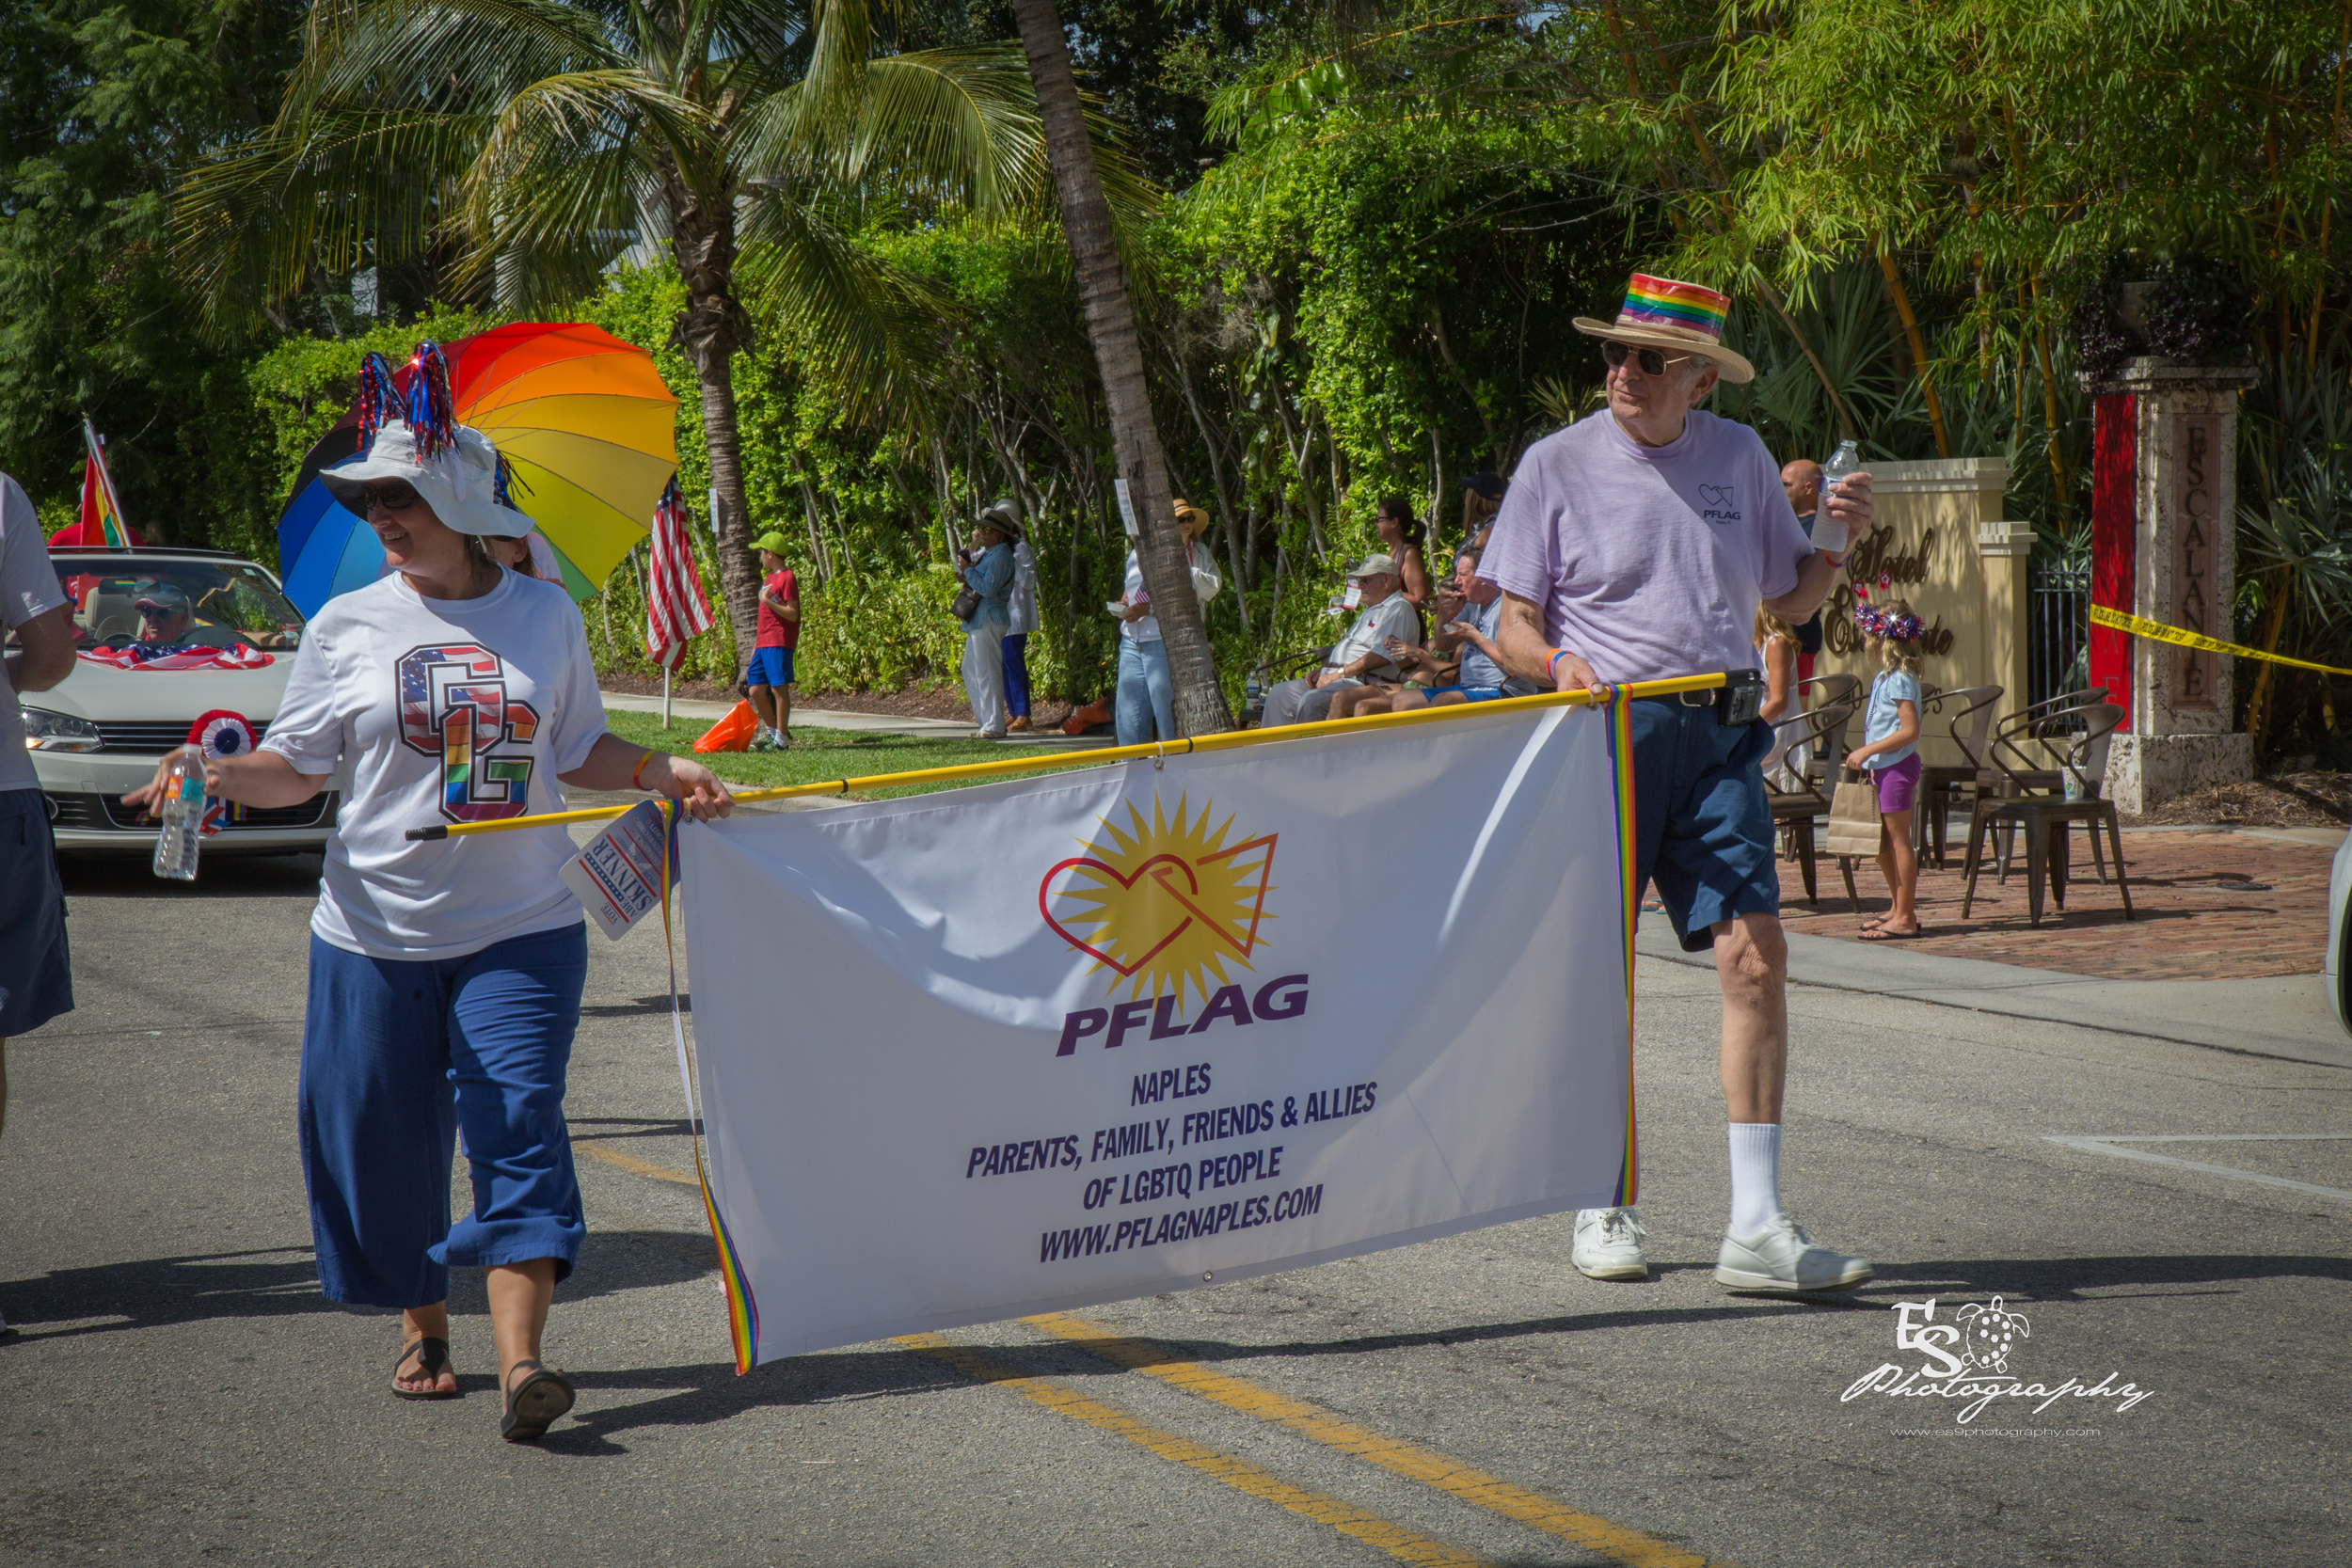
[630,750,658,791]
[1547,649,1574,687]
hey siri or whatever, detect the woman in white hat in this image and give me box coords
[1111,499,1221,745]
[125,348,732,1441]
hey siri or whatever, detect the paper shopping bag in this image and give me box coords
[1824,777,1886,858]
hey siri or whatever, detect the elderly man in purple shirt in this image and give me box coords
[1482,274,1877,1296]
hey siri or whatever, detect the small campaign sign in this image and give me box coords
[561,800,677,940]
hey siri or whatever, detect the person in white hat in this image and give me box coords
[1481,275,1879,1296]
[124,348,733,1440]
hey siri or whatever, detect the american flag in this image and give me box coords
[644,478,715,667]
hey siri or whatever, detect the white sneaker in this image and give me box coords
[1571,1207,1649,1280]
[1715,1214,1873,1292]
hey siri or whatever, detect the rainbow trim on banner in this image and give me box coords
[658,803,761,1372]
[1602,687,1640,1208]
[1618,274,1729,341]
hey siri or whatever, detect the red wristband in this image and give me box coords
[630,750,658,791]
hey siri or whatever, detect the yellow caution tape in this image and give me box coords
[2089,603,2352,678]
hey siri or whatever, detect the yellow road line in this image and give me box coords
[893,1332,1490,1567]
[576,1139,696,1186]
[1023,1312,1718,1568]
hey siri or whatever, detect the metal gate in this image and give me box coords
[2027,565,2090,712]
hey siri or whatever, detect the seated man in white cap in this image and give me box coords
[1259,555,1421,729]
[1481,272,1879,1296]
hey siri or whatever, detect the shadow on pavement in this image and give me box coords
[1,1229,717,1343]
[58,850,323,900]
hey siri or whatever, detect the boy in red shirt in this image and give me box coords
[747,531,799,750]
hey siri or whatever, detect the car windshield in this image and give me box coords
[21,555,306,652]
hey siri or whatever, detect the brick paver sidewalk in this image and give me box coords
[1763,828,2335,981]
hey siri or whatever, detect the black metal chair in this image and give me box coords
[1915,684,2004,868]
[1767,692,1864,907]
[1973,686,2112,879]
[1960,700,2134,927]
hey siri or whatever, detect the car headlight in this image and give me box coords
[21,706,103,752]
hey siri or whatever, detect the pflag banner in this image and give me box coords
[677,699,1639,1368]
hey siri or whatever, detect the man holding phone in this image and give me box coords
[1483,273,1876,1295]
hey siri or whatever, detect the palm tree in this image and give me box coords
[1007,0,1231,736]
[173,0,1125,663]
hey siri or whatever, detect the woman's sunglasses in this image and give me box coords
[1601,341,1693,376]
[359,485,423,512]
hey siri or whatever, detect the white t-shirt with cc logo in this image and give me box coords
[262,568,608,959]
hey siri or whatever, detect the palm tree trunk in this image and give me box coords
[1009,0,1231,736]
[666,168,758,671]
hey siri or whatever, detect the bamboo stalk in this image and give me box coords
[404,673,1732,841]
[1878,248,1950,459]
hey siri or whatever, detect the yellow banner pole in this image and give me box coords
[403,671,1733,842]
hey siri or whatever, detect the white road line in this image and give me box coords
[2043,1134,2352,1202]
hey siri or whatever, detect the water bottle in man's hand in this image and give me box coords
[152,746,204,882]
[1815,438,1861,556]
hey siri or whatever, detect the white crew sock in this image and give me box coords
[1727,1122,1783,1236]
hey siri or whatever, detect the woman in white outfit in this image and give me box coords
[955,508,1018,738]
[1756,607,1807,791]
[1113,500,1221,745]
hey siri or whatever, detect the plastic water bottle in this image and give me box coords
[1816,438,1860,555]
[1245,669,1264,707]
[152,746,204,882]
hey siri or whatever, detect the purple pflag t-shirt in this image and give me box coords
[1480,410,1814,685]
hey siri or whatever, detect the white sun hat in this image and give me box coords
[321,418,537,539]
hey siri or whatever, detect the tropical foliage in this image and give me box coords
[8,1,2352,757]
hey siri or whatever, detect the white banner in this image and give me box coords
[679,703,1637,1366]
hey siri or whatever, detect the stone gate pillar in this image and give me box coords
[2085,357,2259,813]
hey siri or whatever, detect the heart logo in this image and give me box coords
[1696,483,1734,508]
[1040,796,1277,1001]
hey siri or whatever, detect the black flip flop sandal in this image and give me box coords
[501,1359,577,1442]
[392,1336,457,1400]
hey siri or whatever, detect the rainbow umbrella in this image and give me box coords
[274,324,678,612]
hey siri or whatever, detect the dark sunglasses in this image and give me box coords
[1601,341,1693,376]
[359,485,423,512]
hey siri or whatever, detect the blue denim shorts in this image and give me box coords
[0,788,73,1037]
[1627,700,1779,953]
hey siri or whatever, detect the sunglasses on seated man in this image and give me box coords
[1601,341,1695,377]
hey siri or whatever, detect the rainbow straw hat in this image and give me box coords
[1572,273,1756,385]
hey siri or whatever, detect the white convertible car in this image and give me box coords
[16,546,340,854]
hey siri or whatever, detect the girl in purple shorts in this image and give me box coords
[1845,597,1927,940]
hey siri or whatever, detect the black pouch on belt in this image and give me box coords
[1715,668,1766,727]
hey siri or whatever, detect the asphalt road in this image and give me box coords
[4,817,2347,1568]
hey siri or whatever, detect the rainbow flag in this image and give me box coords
[80,420,131,547]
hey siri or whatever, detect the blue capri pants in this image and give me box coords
[298,923,589,1309]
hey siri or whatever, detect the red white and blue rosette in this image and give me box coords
[188,710,257,836]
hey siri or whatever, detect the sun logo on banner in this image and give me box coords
[1040,794,1277,1007]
